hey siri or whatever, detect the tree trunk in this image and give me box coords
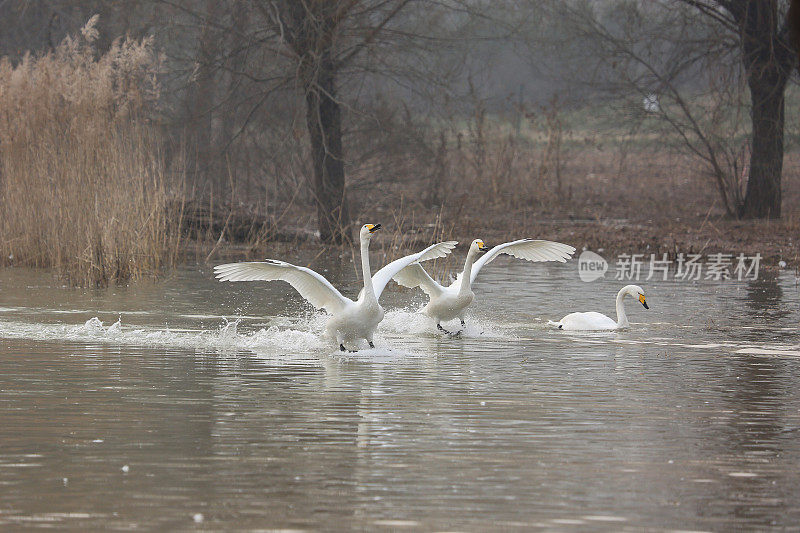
[741,73,785,218]
[185,1,219,186]
[736,0,793,219]
[304,56,350,244]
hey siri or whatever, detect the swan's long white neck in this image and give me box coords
[459,248,478,295]
[360,237,376,301]
[615,288,629,328]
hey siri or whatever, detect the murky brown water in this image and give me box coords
[1,256,799,530]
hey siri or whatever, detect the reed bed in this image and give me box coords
[0,17,181,287]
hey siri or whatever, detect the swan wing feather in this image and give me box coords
[392,263,444,297]
[371,241,457,299]
[214,260,349,312]
[470,239,576,284]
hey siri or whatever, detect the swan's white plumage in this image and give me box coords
[214,226,456,349]
[371,241,456,298]
[468,239,575,284]
[393,263,442,297]
[394,238,576,332]
[551,284,649,331]
[553,311,618,331]
[214,260,348,312]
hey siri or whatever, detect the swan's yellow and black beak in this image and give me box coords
[477,240,489,253]
[639,294,649,309]
[367,223,382,233]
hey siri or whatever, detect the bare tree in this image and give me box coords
[241,1,415,243]
[157,0,437,243]
[534,0,795,219]
[183,0,221,183]
[699,0,796,218]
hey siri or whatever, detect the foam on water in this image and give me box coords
[0,305,797,363]
[735,347,800,357]
[379,308,512,339]
[0,312,436,363]
[0,316,327,361]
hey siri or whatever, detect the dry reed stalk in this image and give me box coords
[0,16,182,287]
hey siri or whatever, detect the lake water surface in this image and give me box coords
[1,255,799,530]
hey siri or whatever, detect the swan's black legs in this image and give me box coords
[437,323,462,337]
[340,343,347,352]
[368,341,375,349]
[460,319,466,328]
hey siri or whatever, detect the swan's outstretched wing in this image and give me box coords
[214,260,350,312]
[393,263,444,297]
[469,239,575,284]
[372,241,457,300]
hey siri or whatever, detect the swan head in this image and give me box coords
[470,239,489,254]
[360,223,382,241]
[624,285,649,309]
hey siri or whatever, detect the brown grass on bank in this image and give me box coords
[203,107,798,270]
[0,16,182,287]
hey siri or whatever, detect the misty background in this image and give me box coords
[0,0,797,285]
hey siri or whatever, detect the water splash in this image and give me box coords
[1,310,796,362]
[0,316,326,360]
[379,308,511,339]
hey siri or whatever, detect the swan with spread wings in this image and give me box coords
[394,238,575,335]
[214,224,456,351]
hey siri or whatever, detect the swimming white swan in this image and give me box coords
[551,284,649,331]
[214,224,456,351]
[393,238,576,335]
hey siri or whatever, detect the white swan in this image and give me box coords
[394,238,576,334]
[551,284,649,331]
[214,224,457,351]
